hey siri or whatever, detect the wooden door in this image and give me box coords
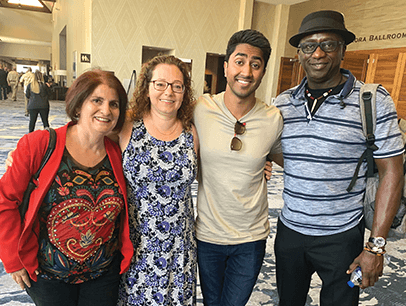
[365,53,400,94]
[276,57,304,95]
[390,53,406,119]
[341,52,369,82]
[365,51,406,119]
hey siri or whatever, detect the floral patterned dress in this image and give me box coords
[118,120,197,306]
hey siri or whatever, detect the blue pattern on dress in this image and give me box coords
[118,120,197,306]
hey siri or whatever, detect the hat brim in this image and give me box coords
[289,29,356,47]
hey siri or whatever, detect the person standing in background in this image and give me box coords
[0,65,8,100]
[26,71,50,133]
[7,67,19,101]
[20,68,35,116]
[4,67,12,95]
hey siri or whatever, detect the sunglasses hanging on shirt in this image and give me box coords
[230,121,246,151]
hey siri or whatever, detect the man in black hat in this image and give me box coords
[272,10,404,305]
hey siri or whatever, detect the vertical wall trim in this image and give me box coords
[238,0,254,30]
[265,4,290,104]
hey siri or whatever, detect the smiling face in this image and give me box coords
[298,32,345,89]
[77,84,120,136]
[224,43,266,101]
[148,64,184,118]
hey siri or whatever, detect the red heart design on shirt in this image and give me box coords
[47,189,123,263]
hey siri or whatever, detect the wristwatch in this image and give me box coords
[368,237,386,248]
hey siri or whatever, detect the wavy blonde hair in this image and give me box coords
[30,70,43,94]
[130,55,195,130]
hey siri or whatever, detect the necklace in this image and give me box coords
[305,88,333,113]
[152,119,179,136]
[306,75,344,114]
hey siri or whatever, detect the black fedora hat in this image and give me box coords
[289,10,356,47]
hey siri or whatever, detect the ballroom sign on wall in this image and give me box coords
[354,32,406,43]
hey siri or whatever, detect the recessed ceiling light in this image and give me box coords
[7,0,43,8]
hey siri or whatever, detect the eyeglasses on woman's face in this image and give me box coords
[150,80,185,93]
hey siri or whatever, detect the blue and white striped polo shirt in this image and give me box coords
[273,70,404,236]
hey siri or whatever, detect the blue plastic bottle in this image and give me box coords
[347,254,390,288]
[347,267,362,288]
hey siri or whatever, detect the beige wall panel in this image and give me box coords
[69,0,92,80]
[51,0,92,84]
[252,2,276,102]
[0,42,51,61]
[0,7,52,41]
[92,0,240,95]
[239,0,254,29]
[51,0,68,73]
[252,2,275,40]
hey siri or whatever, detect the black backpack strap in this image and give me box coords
[362,90,379,177]
[403,142,406,175]
[347,84,379,192]
[19,128,57,221]
[32,128,56,180]
[399,119,406,175]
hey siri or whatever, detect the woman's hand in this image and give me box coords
[10,268,34,290]
[5,149,15,171]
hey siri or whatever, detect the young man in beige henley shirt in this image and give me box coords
[193,29,283,306]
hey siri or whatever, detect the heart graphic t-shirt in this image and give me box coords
[37,149,124,284]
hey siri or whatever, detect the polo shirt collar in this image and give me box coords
[292,69,356,103]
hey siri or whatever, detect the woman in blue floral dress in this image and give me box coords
[116,55,199,305]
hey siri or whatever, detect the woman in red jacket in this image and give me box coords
[0,70,133,306]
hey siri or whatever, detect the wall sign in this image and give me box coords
[73,50,77,79]
[354,32,406,43]
[81,53,91,63]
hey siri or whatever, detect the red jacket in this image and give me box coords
[0,123,133,281]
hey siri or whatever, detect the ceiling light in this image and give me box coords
[8,0,44,8]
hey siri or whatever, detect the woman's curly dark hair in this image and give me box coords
[130,55,195,130]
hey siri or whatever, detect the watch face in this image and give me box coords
[370,237,386,248]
